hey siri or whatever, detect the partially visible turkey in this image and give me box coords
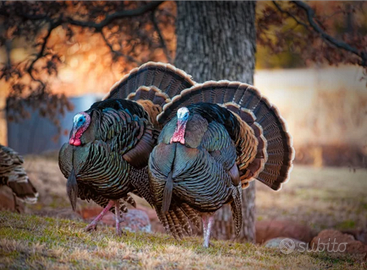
[149,81,294,247]
[58,62,199,235]
[0,144,38,212]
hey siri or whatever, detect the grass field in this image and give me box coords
[256,166,367,232]
[0,155,366,269]
[0,211,365,270]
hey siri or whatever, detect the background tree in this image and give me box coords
[1,0,366,243]
[174,1,257,242]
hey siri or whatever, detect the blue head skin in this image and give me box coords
[73,114,86,129]
[177,107,190,122]
[170,107,190,144]
[69,112,91,146]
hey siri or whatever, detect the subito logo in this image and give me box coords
[279,238,296,254]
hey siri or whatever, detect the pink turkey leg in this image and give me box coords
[85,200,115,232]
[202,215,214,248]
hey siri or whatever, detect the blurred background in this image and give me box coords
[0,1,366,246]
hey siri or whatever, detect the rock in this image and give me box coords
[118,209,151,233]
[136,205,165,233]
[311,229,367,255]
[342,229,367,245]
[256,220,315,244]
[83,208,152,233]
[264,237,307,254]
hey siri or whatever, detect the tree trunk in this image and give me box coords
[174,1,256,242]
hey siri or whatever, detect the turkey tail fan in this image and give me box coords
[230,84,294,190]
[224,102,267,189]
[103,62,195,101]
[158,81,240,124]
[250,97,294,191]
[158,80,241,124]
[157,81,294,191]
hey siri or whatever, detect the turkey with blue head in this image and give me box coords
[149,81,294,247]
[58,62,200,235]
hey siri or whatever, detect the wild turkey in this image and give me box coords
[149,81,294,247]
[0,144,38,212]
[58,62,200,235]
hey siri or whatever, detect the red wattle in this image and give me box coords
[69,127,84,146]
[73,139,81,146]
[170,121,186,144]
[69,137,81,146]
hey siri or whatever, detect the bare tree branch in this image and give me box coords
[1,1,164,92]
[27,21,59,74]
[272,1,309,30]
[292,1,367,67]
[66,2,163,31]
[2,2,163,30]
[151,11,172,63]
[4,1,163,76]
[0,1,167,127]
[100,31,142,65]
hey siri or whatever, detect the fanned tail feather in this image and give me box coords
[103,62,195,101]
[158,81,294,191]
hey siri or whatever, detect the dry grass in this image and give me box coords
[1,159,367,269]
[257,166,367,232]
[0,211,365,270]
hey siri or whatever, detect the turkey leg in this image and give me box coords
[202,215,214,248]
[114,200,123,236]
[85,200,115,232]
[13,193,21,213]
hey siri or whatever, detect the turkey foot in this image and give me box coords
[202,215,214,248]
[85,200,115,232]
